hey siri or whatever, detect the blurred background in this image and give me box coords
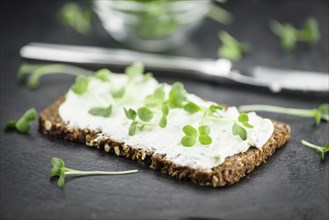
[1,0,328,72]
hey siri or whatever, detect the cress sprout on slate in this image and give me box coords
[301,140,329,161]
[6,108,37,133]
[239,104,329,125]
[50,157,138,188]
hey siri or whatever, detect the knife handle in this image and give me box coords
[20,43,232,78]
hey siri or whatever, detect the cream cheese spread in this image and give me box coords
[58,73,274,170]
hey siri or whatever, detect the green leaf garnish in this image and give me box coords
[298,18,320,46]
[88,105,112,117]
[239,103,329,125]
[111,88,125,99]
[125,62,144,79]
[129,122,138,136]
[198,125,211,136]
[50,157,138,188]
[95,69,112,81]
[270,18,320,52]
[198,135,212,145]
[232,122,247,141]
[209,104,224,112]
[71,75,89,95]
[159,104,170,128]
[124,108,137,121]
[58,2,92,35]
[218,31,250,61]
[183,125,198,137]
[17,63,93,90]
[144,84,165,106]
[181,125,212,147]
[238,113,253,128]
[301,140,329,161]
[270,20,297,52]
[181,136,196,147]
[5,108,37,133]
[159,117,167,128]
[167,82,187,108]
[137,107,154,122]
[183,102,202,114]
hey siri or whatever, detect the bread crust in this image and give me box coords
[39,96,290,187]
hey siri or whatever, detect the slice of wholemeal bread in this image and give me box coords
[39,96,290,187]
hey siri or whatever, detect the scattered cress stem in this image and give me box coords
[239,104,329,125]
[50,157,138,188]
[301,140,329,160]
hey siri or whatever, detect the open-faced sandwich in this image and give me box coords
[39,63,290,187]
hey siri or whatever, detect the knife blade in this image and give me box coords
[19,42,329,93]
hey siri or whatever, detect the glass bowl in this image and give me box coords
[93,0,211,52]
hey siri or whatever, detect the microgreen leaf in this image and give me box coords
[88,105,112,117]
[144,84,165,106]
[125,62,144,79]
[209,104,224,112]
[301,140,329,160]
[161,104,169,116]
[218,31,250,61]
[167,82,187,108]
[129,122,138,136]
[5,108,37,133]
[238,113,253,128]
[49,157,138,188]
[95,69,112,81]
[59,2,92,35]
[232,122,247,141]
[198,135,212,145]
[318,104,329,122]
[71,75,89,95]
[124,108,137,121]
[57,169,66,188]
[270,20,297,52]
[198,125,211,136]
[159,104,170,128]
[111,88,125,99]
[181,136,196,147]
[137,107,154,122]
[143,72,153,82]
[159,117,167,128]
[183,102,202,114]
[298,18,320,46]
[183,125,198,137]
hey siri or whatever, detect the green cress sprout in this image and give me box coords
[58,2,92,35]
[232,113,253,141]
[88,105,113,117]
[301,140,329,161]
[270,17,320,52]
[167,82,187,108]
[71,75,89,94]
[6,108,37,133]
[17,63,93,90]
[50,157,138,188]
[144,84,165,107]
[94,68,112,82]
[159,104,169,128]
[218,31,250,61]
[181,125,212,147]
[124,107,157,136]
[111,88,125,99]
[239,104,329,125]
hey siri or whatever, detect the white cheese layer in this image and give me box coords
[58,74,274,170]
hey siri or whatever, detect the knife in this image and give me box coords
[19,42,329,93]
